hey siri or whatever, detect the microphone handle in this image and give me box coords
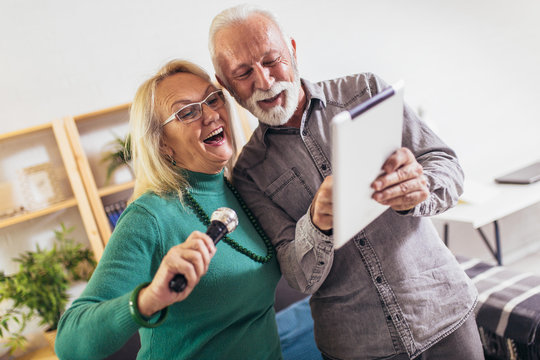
[169,221,228,292]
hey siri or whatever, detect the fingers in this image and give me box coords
[381,147,416,175]
[170,231,215,286]
[169,249,203,286]
[372,148,420,191]
[310,176,333,231]
[139,231,216,312]
[372,176,429,211]
[373,162,423,192]
[371,148,429,211]
[182,231,217,272]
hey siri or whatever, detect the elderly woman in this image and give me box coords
[55,60,282,359]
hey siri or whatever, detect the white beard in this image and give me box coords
[242,73,301,127]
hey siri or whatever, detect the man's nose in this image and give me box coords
[253,64,274,91]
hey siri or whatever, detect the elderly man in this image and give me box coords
[209,5,484,360]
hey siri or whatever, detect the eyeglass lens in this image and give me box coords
[176,91,225,123]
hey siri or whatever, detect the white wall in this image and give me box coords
[1,1,540,263]
[2,0,539,178]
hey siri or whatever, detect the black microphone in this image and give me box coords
[169,207,238,292]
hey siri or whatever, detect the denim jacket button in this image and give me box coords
[359,239,366,246]
[376,276,382,283]
[321,164,327,171]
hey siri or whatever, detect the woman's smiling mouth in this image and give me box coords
[203,126,225,145]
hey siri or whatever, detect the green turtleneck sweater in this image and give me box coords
[55,170,282,360]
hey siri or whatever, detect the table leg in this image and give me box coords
[477,220,502,265]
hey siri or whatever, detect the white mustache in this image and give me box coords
[250,82,291,102]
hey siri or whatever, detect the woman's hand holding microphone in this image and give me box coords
[137,231,216,317]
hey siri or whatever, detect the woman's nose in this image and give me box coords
[201,104,220,124]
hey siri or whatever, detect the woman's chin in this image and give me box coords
[204,141,233,159]
[206,153,233,173]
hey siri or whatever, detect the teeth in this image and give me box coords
[204,127,223,141]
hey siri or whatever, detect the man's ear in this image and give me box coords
[290,38,297,61]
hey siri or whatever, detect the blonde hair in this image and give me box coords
[208,4,294,82]
[129,59,236,201]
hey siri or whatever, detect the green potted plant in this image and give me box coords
[0,223,96,355]
[101,133,133,184]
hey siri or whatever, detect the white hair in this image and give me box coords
[208,4,294,81]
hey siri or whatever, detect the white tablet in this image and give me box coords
[331,81,404,248]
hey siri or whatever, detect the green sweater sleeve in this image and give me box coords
[55,292,139,359]
[55,203,163,360]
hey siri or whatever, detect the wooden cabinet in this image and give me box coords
[0,121,103,261]
[0,103,133,264]
[63,103,133,248]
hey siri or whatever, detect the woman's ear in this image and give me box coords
[159,139,172,158]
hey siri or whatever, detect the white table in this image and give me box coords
[434,180,540,265]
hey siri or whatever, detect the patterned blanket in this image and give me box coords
[458,256,540,359]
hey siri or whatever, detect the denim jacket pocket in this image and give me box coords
[264,168,314,221]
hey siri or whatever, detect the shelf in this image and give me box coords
[0,197,78,229]
[0,123,53,141]
[73,103,130,123]
[98,180,135,197]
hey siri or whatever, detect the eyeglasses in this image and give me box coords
[162,90,226,126]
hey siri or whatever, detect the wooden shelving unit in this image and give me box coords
[0,120,104,261]
[0,123,53,141]
[0,102,135,264]
[0,197,78,229]
[98,180,135,198]
[63,103,133,246]
[52,118,105,260]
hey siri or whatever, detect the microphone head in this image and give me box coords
[211,207,238,234]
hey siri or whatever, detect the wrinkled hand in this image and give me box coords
[310,175,333,232]
[371,147,429,211]
[137,231,216,317]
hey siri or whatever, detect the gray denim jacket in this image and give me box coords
[232,73,478,360]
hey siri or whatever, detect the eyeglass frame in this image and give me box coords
[161,89,226,127]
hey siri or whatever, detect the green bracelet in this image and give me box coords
[129,282,169,328]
